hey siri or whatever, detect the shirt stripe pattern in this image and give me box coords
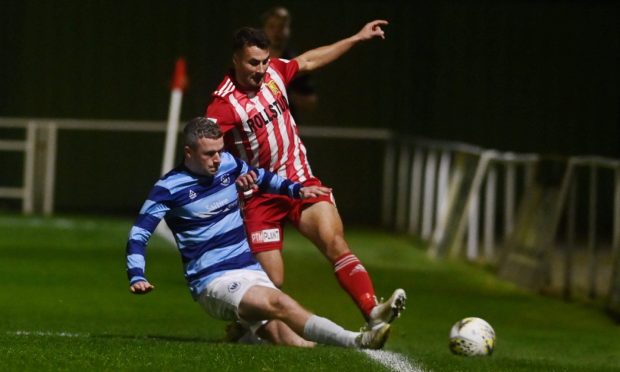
[206,58,314,183]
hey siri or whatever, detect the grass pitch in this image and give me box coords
[0,213,619,371]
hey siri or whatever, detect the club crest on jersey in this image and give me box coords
[251,228,280,243]
[189,189,197,200]
[266,80,281,97]
[228,281,241,293]
[220,174,231,186]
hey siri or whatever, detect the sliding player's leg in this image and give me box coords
[240,283,391,349]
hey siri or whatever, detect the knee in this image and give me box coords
[325,234,350,260]
[267,293,298,319]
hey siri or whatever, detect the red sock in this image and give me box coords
[333,252,377,319]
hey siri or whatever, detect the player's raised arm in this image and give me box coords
[295,19,388,73]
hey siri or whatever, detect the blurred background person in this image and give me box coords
[261,6,317,118]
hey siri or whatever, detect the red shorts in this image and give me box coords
[241,178,335,253]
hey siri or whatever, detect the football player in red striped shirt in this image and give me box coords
[206,20,405,333]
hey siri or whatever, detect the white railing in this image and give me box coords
[0,121,36,213]
[547,156,620,302]
[0,118,166,215]
[390,135,620,313]
[390,136,539,262]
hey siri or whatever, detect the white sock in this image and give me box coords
[303,315,359,347]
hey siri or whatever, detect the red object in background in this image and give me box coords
[171,58,187,91]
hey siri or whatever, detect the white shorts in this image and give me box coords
[197,269,278,332]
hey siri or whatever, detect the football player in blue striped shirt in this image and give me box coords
[125,117,391,348]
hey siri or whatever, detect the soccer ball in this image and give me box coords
[449,317,496,356]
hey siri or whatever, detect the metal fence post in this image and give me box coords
[22,122,37,214]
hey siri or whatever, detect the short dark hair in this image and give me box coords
[232,27,270,53]
[183,117,222,148]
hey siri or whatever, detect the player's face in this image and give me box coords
[185,137,224,176]
[233,46,270,91]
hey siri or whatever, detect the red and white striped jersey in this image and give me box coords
[206,58,314,183]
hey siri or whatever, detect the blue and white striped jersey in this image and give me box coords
[125,152,301,299]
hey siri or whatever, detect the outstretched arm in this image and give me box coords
[236,170,331,199]
[126,187,170,295]
[294,20,388,73]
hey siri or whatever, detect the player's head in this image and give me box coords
[232,27,271,92]
[261,6,291,51]
[183,117,224,176]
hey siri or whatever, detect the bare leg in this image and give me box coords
[256,320,315,347]
[240,286,310,333]
[239,285,361,348]
[298,202,377,318]
[255,250,285,288]
[297,201,350,261]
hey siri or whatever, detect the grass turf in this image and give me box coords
[0,213,619,371]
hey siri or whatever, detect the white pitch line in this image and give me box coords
[361,350,427,372]
[8,330,89,338]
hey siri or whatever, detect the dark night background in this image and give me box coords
[0,0,619,222]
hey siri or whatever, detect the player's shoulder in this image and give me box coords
[221,152,245,169]
[206,78,239,122]
[268,58,299,84]
[269,57,297,70]
[221,151,236,164]
[157,167,192,188]
[212,76,236,99]
[148,169,190,202]
[217,152,244,175]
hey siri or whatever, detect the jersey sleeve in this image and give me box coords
[252,166,301,199]
[125,186,171,285]
[231,155,301,198]
[269,58,300,86]
[205,97,240,134]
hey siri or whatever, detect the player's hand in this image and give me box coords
[130,280,155,295]
[236,170,258,192]
[356,19,389,41]
[299,185,332,199]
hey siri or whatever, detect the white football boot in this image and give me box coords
[356,322,391,349]
[366,288,407,330]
